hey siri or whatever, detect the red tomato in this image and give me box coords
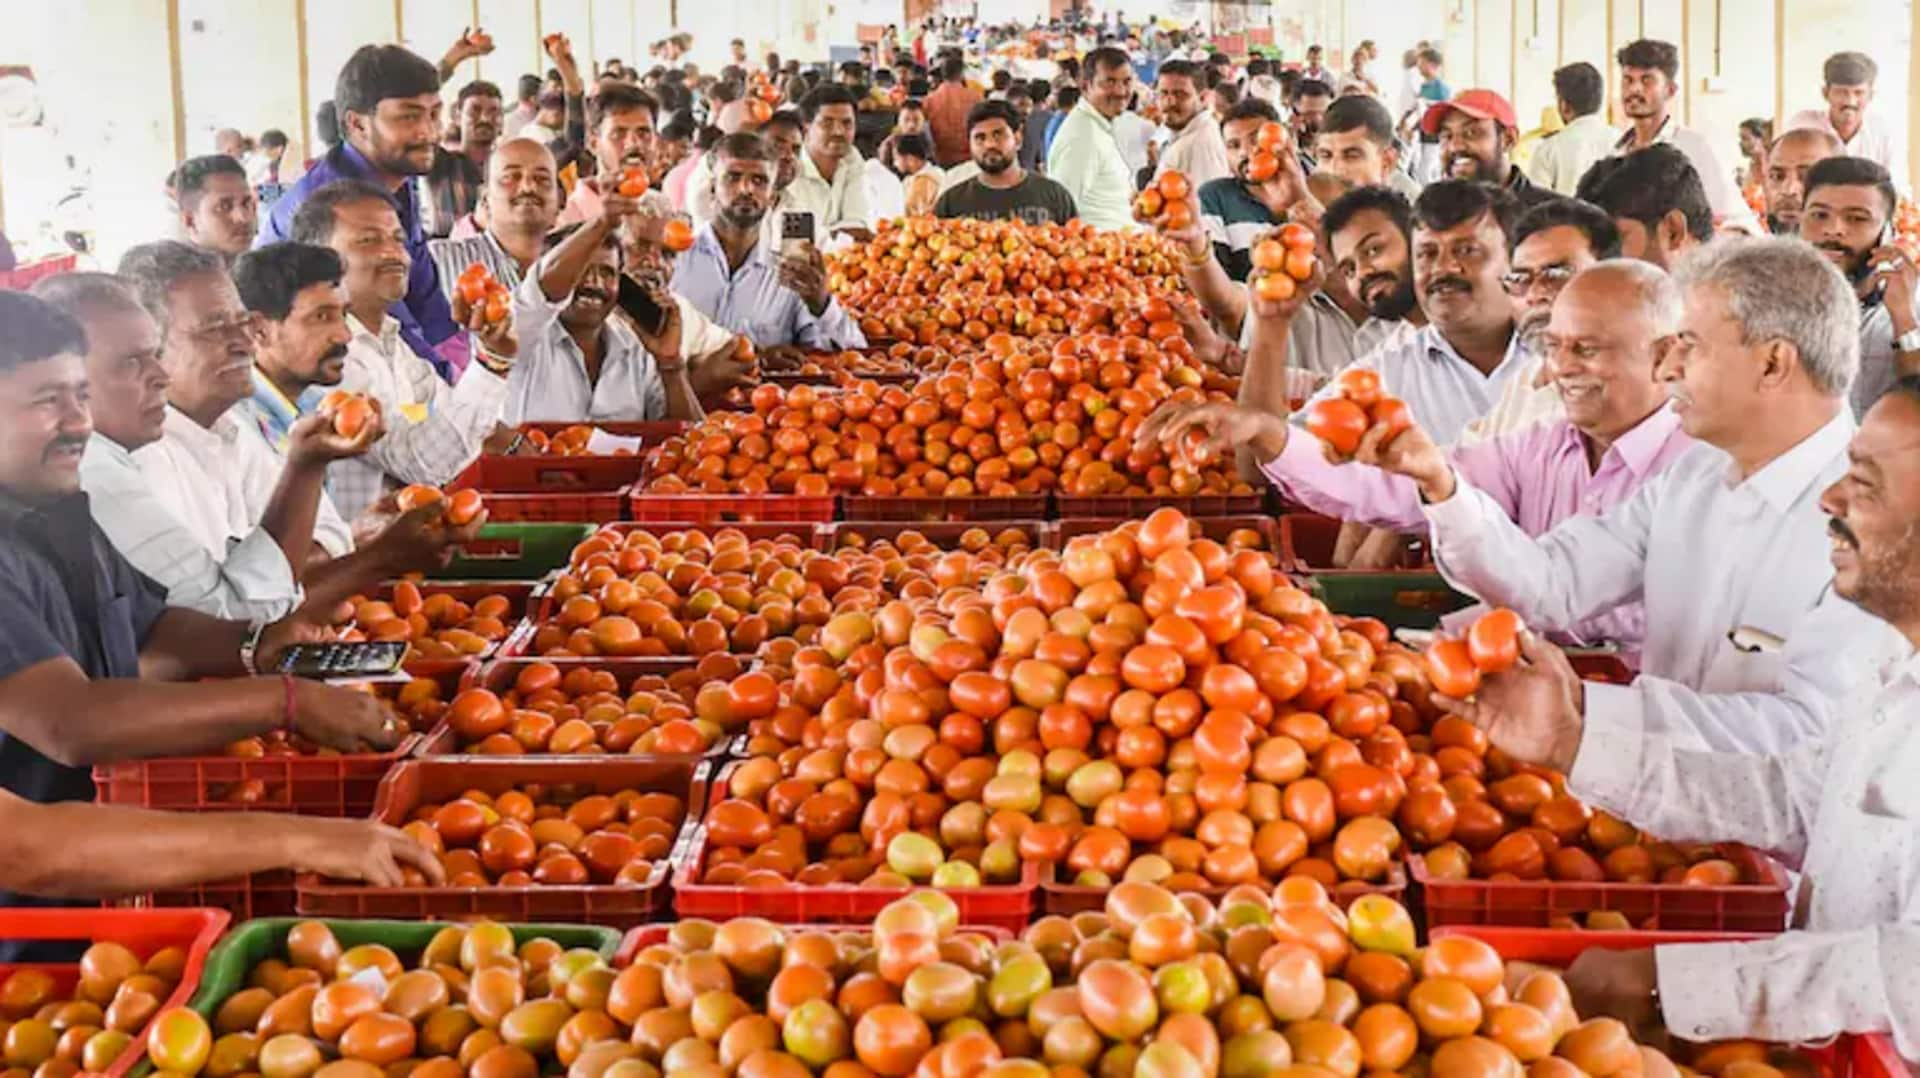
[1422,639,1482,699]
[1466,608,1525,673]
[1303,398,1370,456]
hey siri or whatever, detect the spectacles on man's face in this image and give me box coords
[1501,264,1576,296]
[187,312,261,342]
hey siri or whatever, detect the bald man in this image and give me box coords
[1765,127,1844,234]
[1140,261,1695,661]
[429,138,562,296]
[684,99,769,224]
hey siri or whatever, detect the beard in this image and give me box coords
[1817,240,1875,286]
[977,150,1014,175]
[721,200,769,231]
[1361,272,1418,321]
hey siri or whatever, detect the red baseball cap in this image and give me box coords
[1420,89,1519,136]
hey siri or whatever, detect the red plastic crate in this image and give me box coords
[584,520,829,550]
[671,826,1038,934]
[1412,843,1791,931]
[416,657,734,758]
[368,579,537,661]
[1040,862,1407,916]
[627,491,837,524]
[450,455,642,522]
[0,907,229,1078]
[822,519,1051,552]
[1438,927,1907,1077]
[613,921,1009,967]
[838,494,1051,522]
[1278,511,1432,573]
[1051,514,1284,553]
[90,663,470,817]
[113,874,297,921]
[1053,492,1267,519]
[296,756,707,925]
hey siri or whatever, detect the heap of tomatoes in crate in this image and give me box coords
[825,216,1189,347]
[437,654,748,756]
[644,327,1254,500]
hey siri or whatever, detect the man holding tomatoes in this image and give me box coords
[1444,377,1920,1058]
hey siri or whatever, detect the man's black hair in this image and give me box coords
[1413,180,1519,243]
[967,99,1022,134]
[233,242,346,321]
[0,291,87,373]
[587,84,659,132]
[1552,62,1604,117]
[334,44,439,118]
[1582,144,1712,243]
[1320,96,1393,145]
[516,74,543,101]
[457,79,502,106]
[1292,78,1335,104]
[172,155,248,211]
[1804,155,1898,219]
[1510,197,1623,258]
[260,129,289,151]
[1323,185,1414,245]
[288,179,397,246]
[1615,39,1679,81]
[1222,97,1280,127]
[801,84,858,124]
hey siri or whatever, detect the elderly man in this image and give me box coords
[1452,376,1920,1054]
[1761,128,1843,236]
[1408,239,1888,755]
[1145,260,1691,663]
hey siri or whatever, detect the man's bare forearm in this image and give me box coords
[0,794,316,898]
[260,460,329,575]
[138,607,252,681]
[1,663,295,767]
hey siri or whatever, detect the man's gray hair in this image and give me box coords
[29,272,147,325]
[115,240,227,339]
[1579,259,1684,336]
[1672,236,1858,397]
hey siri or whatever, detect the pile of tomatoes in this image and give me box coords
[520,425,646,457]
[138,920,631,1078]
[645,334,1255,500]
[335,584,520,661]
[825,217,1189,347]
[436,655,748,756]
[395,783,686,889]
[0,939,189,1075]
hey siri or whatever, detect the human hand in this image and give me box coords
[633,285,685,366]
[1135,399,1291,464]
[453,287,517,362]
[1867,245,1918,324]
[695,336,761,389]
[369,503,478,575]
[777,245,830,314]
[1431,630,1586,772]
[285,410,381,468]
[1162,192,1211,265]
[284,816,447,886]
[289,680,408,752]
[1565,948,1665,1046]
[1351,414,1449,497]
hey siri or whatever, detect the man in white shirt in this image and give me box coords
[1151,60,1229,189]
[1610,39,1755,232]
[1445,378,1920,1057]
[1299,45,1332,86]
[787,85,874,242]
[1406,237,1895,755]
[74,247,361,620]
[1786,51,1908,192]
[289,180,517,520]
[1525,62,1616,196]
[1046,46,1139,232]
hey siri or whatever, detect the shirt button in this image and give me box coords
[1695,1026,1710,1037]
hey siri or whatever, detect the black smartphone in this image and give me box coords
[616,273,670,336]
[275,641,408,680]
[781,210,816,261]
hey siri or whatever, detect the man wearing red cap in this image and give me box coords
[1422,89,1556,211]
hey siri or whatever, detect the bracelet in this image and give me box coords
[281,674,299,735]
[239,621,268,676]
[1184,247,1212,269]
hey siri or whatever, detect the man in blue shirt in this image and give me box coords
[672,132,866,356]
[258,45,465,382]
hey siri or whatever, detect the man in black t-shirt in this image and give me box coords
[934,100,1076,226]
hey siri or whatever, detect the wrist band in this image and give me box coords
[281,674,299,735]
[239,620,268,676]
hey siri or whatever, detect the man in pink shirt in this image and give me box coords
[1141,259,1693,661]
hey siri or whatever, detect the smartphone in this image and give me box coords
[275,641,408,680]
[781,211,816,263]
[616,273,670,337]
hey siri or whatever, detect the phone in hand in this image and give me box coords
[781,211,816,263]
[616,273,670,336]
[275,642,408,681]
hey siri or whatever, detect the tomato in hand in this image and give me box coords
[1304,398,1370,456]
[1370,397,1413,445]
[1423,638,1482,698]
[1466,608,1525,673]
[1335,369,1382,408]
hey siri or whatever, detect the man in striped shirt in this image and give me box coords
[427,138,559,301]
[1199,98,1312,282]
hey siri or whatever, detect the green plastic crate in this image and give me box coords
[433,522,596,580]
[131,917,619,1077]
[1306,570,1474,629]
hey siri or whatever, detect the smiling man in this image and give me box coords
[1422,89,1555,210]
[1797,156,1920,418]
[1140,260,1694,662]
[1786,51,1907,190]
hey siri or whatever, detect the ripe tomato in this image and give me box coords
[1466,608,1525,673]
[1422,639,1482,699]
[1252,271,1297,304]
[1335,368,1383,407]
[1303,398,1370,456]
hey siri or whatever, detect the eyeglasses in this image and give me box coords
[186,312,260,341]
[1501,265,1576,295]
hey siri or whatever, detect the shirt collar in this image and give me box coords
[693,221,774,270]
[1165,112,1218,147]
[1615,115,1676,151]
[84,431,137,468]
[1733,409,1856,512]
[1420,323,1524,379]
[1073,97,1115,132]
[1577,402,1687,477]
[348,311,401,348]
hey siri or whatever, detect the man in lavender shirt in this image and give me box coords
[1140,259,1693,662]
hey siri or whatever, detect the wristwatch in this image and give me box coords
[240,620,270,676]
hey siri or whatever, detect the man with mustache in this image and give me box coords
[788,85,874,242]
[1150,60,1229,190]
[61,245,361,620]
[1434,378,1920,1055]
[1142,259,1693,663]
[289,180,518,520]
[673,133,866,353]
[1762,128,1842,235]
[427,138,560,301]
[1798,157,1920,419]
[1609,39,1754,232]
[1458,197,1622,443]
[1786,52,1908,188]
[172,155,258,263]
[423,80,503,238]
[1423,89,1555,210]
[1046,47,1140,234]
[557,83,673,227]
[1404,238,1887,755]
[1577,144,1713,270]
[259,46,466,383]
[0,290,434,951]
[933,101,1076,226]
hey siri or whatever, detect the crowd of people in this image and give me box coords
[0,9,1916,1053]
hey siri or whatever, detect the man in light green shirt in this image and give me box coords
[1526,62,1617,196]
[1046,46,1139,232]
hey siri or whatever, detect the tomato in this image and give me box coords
[1251,239,1287,273]
[1303,398,1369,456]
[1370,397,1413,445]
[1335,368,1382,407]
[1156,170,1192,202]
[1422,639,1482,699]
[1466,608,1525,673]
[1252,271,1297,304]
